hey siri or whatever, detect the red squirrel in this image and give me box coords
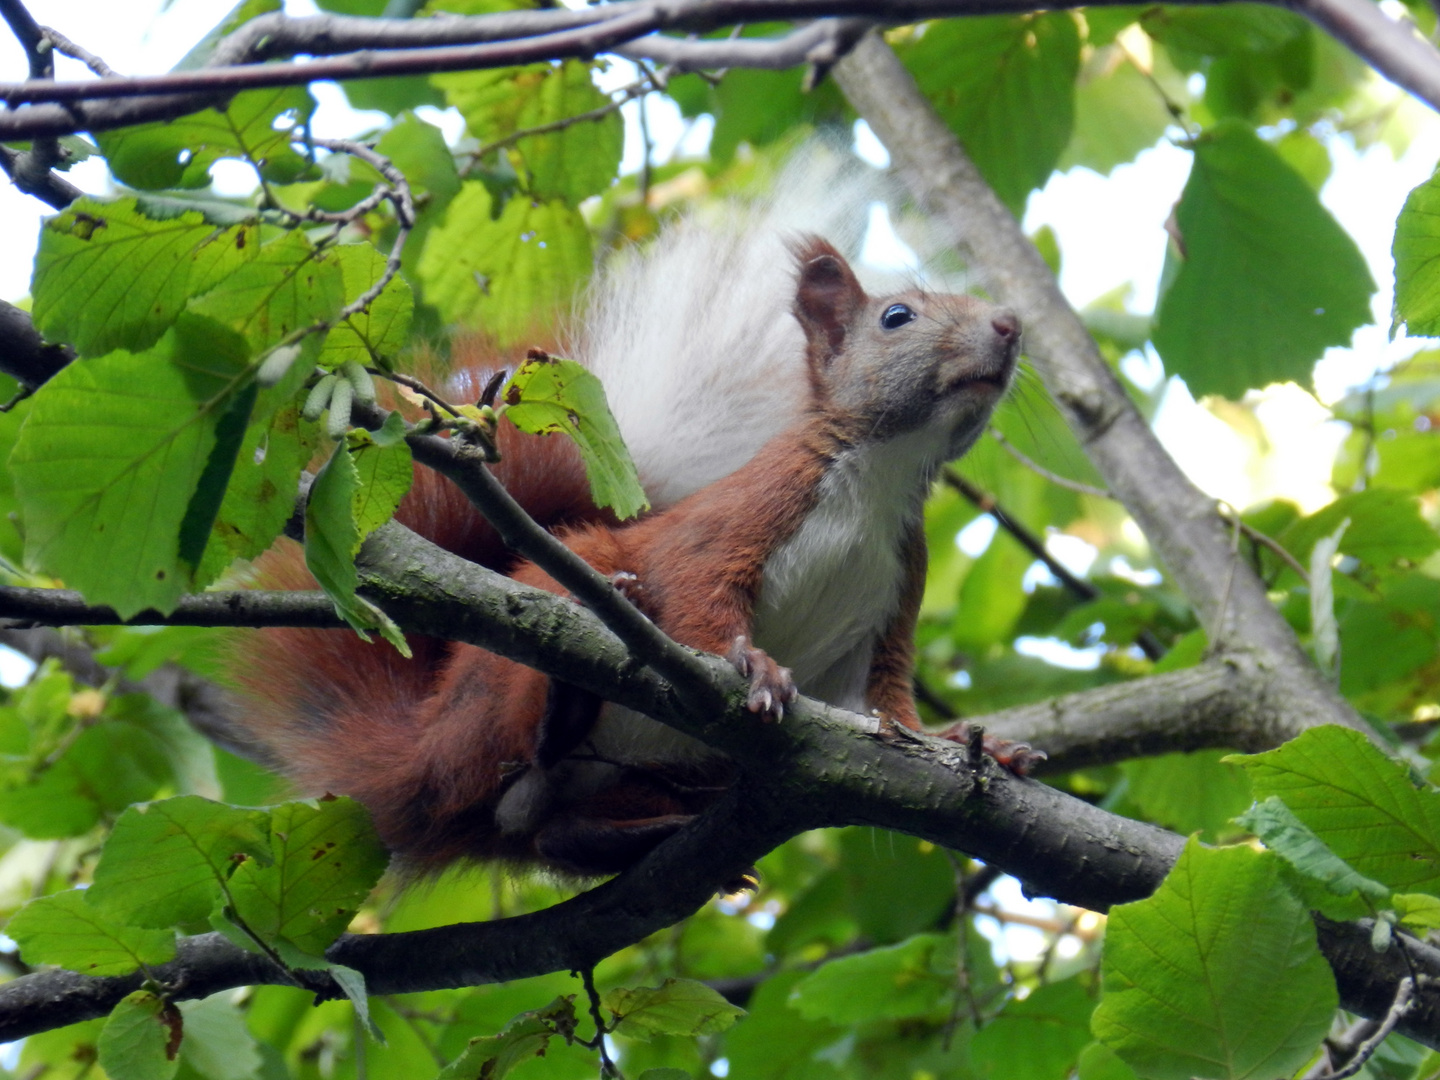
[231,233,1025,879]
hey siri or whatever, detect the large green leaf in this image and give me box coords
[1093,839,1336,1080]
[96,86,316,190]
[1151,122,1374,398]
[227,796,388,956]
[1230,724,1440,894]
[176,995,264,1080]
[1123,749,1252,838]
[1236,796,1390,900]
[10,314,254,617]
[1140,4,1306,56]
[904,14,1081,214]
[188,230,346,352]
[1278,488,1439,575]
[435,61,621,204]
[9,890,176,976]
[31,197,258,358]
[417,184,593,344]
[87,796,273,929]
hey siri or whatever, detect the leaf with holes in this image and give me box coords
[96,86,317,190]
[416,184,592,345]
[226,797,388,957]
[31,197,258,358]
[504,354,647,518]
[436,61,621,205]
[98,991,183,1080]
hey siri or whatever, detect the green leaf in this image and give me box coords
[1123,749,1253,838]
[972,978,1095,1079]
[1140,5,1306,55]
[1279,489,1439,576]
[721,971,846,1080]
[1059,53,1173,176]
[227,796,388,956]
[1151,122,1374,398]
[504,354,648,518]
[8,890,176,976]
[31,197,258,358]
[1393,892,1440,932]
[194,401,309,588]
[176,995,263,1080]
[1093,839,1336,1080]
[604,978,745,1040]
[87,796,272,929]
[1395,168,1440,335]
[789,932,955,1023]
[1078,1041,1142,1080]
[10,314,253,618]
[189,230,346,352]
[416,183,593,344]
[1229,724,1440,895]
[98,992,182,1080]
[904,14,1081,214]
[319,244,414,370]
[1237,796,1391,900]
[304,440,409,651]
[435,61,622,204]
[348,413,414,540]
[96,87,316,190]
[437,997,576,1080]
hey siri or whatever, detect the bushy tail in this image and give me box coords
[578,146,889,507]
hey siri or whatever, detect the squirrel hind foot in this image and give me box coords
[938,722,1047,777]
[726,636,797,722]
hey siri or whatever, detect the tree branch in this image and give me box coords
[1,0,1439,146]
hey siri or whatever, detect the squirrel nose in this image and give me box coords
[991,311,1021,341]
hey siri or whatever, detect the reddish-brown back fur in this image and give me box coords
[230,333,603,862]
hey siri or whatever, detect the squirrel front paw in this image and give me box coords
[938,721,1047,776]
[726,636,797,722]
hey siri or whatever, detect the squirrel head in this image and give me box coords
[790,236,1020,459]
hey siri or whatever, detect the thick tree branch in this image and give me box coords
[834,32,1364,745]
[0,298,73,388]
[0,0,1438,146]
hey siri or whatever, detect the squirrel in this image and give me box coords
[229,178,1033,880]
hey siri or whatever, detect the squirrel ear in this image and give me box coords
[791,236,867,366]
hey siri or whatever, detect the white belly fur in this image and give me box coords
[751,428,942,711]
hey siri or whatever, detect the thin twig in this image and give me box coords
[1324,977,1415,1079]
[1216,503,1311,585]
[463,77,651,176]
[578,968,620,1079]
[40,25,118,77]
[988,428,1111,500]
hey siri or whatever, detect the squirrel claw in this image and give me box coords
[726,636,796,722]
[938,722,1047,776]
[610,571,642,602]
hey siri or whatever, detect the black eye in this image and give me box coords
[880,303,916,330]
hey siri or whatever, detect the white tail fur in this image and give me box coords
[576,146,892,508]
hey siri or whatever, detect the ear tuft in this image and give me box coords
[790,234,867,369]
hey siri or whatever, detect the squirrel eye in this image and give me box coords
[880,303,916,330]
